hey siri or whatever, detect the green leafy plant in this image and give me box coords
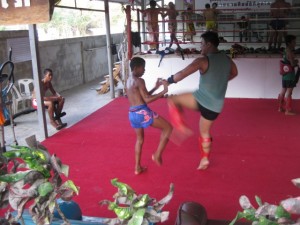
[230,178,300,225]
[100,178,174,225]
[0,135,79,225]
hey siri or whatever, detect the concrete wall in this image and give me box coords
[0,30,123,93]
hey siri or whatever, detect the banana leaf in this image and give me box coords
[0,171,30,183]
[255,196,263,207]
[38,182,54,197]
[257,215,278,225]
[4,149,50,177]
[274,205,290,219]
[111,178,135,200]
[133,195,150,208]
[229,209,257,225]
[128,208,146,225]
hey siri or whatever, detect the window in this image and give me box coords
[6,37,31,63]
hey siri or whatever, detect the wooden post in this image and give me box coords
[125,5,132,60]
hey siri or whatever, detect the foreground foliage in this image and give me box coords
[230,178,300,225]
[0,136,79,225]
[100,178,174,225]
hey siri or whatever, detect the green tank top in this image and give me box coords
[282,50,295,81]
[193,52,231,113]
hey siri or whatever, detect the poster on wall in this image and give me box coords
[0,0,52,25]
[209,0,273,9]
[188,0,293,10]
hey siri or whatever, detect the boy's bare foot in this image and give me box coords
[135,166,147,175]
[152,154,162,166]
[197,157,209,170]
[285,111,296,115]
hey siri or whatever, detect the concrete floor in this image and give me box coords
[2,80,114,150]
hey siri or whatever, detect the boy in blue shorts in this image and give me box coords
[127,57,172,175]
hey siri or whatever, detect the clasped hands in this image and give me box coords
[155,78,169,90]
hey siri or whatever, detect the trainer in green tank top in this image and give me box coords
[193,52,231,113]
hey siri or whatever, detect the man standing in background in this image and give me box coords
[268,0,291,51]
[142,0,166,50]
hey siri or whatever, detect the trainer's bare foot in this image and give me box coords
[152,154,162,166]
[197,157,209,170]
[135,166,147,175]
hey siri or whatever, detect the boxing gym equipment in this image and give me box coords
[0,48,18,152]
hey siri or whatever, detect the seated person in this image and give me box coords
[32,68,67,130]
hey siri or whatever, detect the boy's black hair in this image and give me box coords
[130,57,145,71]
[205,3,210,8]
[201,31,220,47]
[150,0,156,7]
[44,68,53,75]
[285,34,296,46]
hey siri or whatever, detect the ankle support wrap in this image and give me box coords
[199,137,212,158]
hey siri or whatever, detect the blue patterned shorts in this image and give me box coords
[128,104,158,128]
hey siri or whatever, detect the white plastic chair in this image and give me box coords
[17,78,34,110]
[11,85,26,115]
[17,78,34,97]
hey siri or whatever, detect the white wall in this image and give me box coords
[139,54,300,99]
